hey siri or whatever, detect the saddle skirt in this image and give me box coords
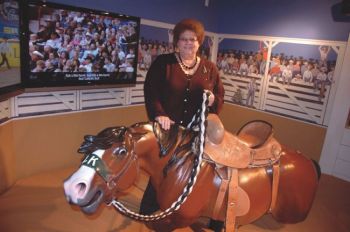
[204,114,282,169]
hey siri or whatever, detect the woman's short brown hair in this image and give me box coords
[173,18,205,47]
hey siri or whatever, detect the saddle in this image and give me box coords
[204,114,282,168]
[204,114,282,231]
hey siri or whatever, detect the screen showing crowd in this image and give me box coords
[25,1,139,85]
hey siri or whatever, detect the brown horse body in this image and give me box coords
[63,121,319,231]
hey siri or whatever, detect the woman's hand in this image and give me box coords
[155,116,175,130]
[207,90,215,106]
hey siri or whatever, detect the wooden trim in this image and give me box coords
[0,88,24,102]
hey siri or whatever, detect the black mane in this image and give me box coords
[153,122,197,177]
[78,127,127,155]
[160,107,208,177]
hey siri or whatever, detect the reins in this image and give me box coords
[108,90,211,221]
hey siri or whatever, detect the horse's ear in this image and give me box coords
[127,127,147,142]
[77,135,96,154]
[153,121,179,157]
[127,123,149,142]
[77,141,94,155]
[131,132,145,142]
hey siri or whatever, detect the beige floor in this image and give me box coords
[0,167,349,232]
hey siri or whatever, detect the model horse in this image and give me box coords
[63,112,319,231]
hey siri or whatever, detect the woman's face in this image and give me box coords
[177,30,199,58]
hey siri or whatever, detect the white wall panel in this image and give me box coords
[341,129,350,146]
[337,145,350,162]
[80,89,126,110]
[15,91,77,116]
[333,158,350,182]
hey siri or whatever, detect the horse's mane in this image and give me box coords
[77,127,127,154]
[153,122,197,177]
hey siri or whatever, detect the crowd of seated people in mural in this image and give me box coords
[137,38,174,70]
[216,49,265,77]
[217,47,335,99]
[28,9,138,78]
[138,37,210,71]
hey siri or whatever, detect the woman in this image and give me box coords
[142,18,225,231]
[144,18,224,130]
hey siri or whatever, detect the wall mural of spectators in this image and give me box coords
[217,37,343,125]
[132,23,173,105]
[217,39,267,109]
[264,43,338,124]
[136,20,345,126]
[138,25,173,73]
[138,24,212,72]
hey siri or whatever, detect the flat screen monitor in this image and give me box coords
[21,1,140,87]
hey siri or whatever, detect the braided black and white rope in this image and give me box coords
[108,90,210,221]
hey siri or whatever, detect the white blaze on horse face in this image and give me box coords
[63,150,105,204]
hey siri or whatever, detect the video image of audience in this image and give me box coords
[28,5,138,79]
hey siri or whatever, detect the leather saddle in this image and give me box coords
[205,114,283,229]
[204,114,282,169]
[202,114,284,231]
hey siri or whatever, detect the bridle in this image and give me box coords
[81,133,138,192]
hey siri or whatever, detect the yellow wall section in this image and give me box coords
[0,103,326,194]
[12,106,148,181]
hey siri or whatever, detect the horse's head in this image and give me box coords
[63,126,139,214]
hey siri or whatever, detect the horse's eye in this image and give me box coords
[119,147,127,155]
[114,147,127,156]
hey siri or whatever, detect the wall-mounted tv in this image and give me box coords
[21,1,140,88]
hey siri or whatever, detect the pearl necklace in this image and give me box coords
[179,55,197,70]
[175,53,200,76]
